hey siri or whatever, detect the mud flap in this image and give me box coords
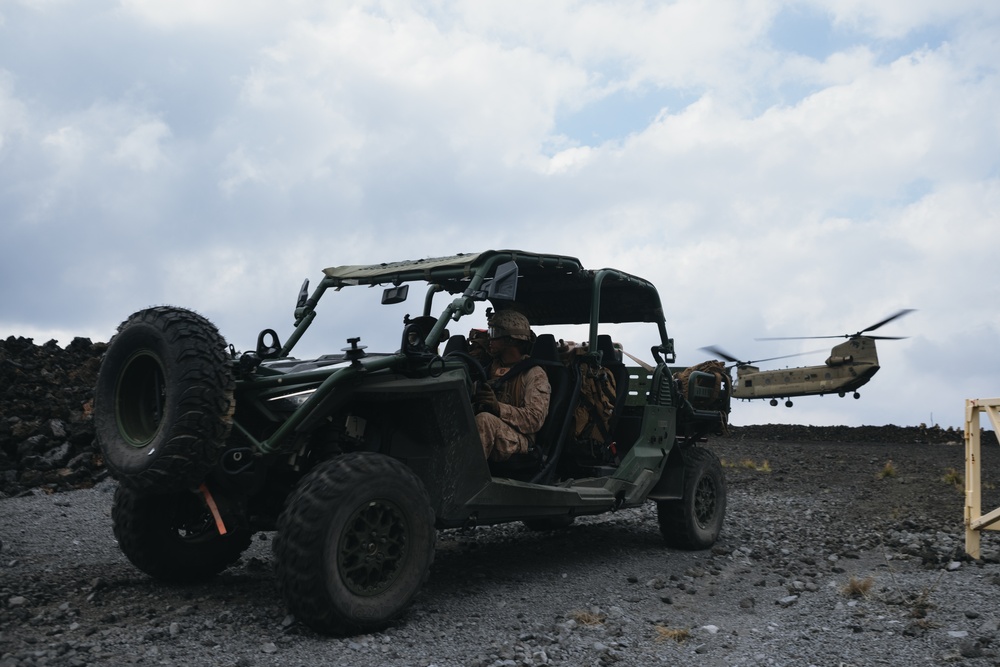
[646,445,685,502]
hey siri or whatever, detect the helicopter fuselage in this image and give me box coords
[732,337,880,401]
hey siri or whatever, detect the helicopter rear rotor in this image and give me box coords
[755,309,915,342]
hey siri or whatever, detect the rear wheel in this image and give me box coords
[94,307,235,494]
[273,453,436,636]
[657,446,726,550]
[112,485,252,582]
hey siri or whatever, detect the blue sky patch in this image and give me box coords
[769,5,857,60]
[769,5,949,64]
[553,86,699,147]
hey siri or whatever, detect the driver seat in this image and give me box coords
[488,333,579,482]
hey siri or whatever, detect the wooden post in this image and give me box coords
[965,398,1000,559]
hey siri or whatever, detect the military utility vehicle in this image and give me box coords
[95,250,731,635]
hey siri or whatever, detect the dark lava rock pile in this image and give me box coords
[0,336,107,496]
[0,336,991,498]
[726,422,982,445]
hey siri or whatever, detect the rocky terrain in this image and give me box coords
[2,336,1000,666]
[0,336,107,497]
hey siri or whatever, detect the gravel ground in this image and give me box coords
[3,434,1000,667]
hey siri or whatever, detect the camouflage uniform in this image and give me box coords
[476,363,551,461]
[474,310,551,461]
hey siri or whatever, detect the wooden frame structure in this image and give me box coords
[965,398,1000,559]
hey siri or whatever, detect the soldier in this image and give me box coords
[466,327,490,365]
[473,310,551,461]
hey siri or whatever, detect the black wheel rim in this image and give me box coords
[338,499,409,596]
[693,476,717,528]
[168,494,218,543]
[116,351,166,447]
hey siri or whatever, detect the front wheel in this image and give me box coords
[112,485,252,582]
[273,453,436,636]
[657,446,726,550]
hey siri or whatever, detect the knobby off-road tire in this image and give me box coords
[657,446,727,550]
[112,485,252,583]
[273,452,437,636]
[95,306,235,494]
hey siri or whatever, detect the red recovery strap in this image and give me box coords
[199,483,228,536]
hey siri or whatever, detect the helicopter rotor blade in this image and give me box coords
[699,345,743,364]
[749,349,829,364]
[755,335,842,341]
[699,346,826,366]
[857,308,915,336]
[756,308,915,341]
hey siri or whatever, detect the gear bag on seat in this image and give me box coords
[674,360,730,410]
[572,356,618,459]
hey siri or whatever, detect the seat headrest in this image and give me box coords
[597,334,619,366]
[442,334,469,356]
[531,333,558,363]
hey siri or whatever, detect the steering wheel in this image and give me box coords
[443,350,488,385]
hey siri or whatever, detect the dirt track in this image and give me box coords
[3,434,1000,667]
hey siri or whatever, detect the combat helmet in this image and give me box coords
[488,310,532,341]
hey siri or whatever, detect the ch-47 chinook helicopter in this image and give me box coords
[701,309,914,408]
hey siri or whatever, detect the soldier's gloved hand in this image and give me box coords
[474,384,500,416]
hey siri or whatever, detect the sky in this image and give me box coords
[2,0,998,430]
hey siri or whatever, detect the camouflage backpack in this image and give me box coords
[674,360,731,410]
[573,357,618,454]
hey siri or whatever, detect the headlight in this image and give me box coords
[267,388,318,409]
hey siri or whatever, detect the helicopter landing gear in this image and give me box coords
[769,399,778,407]
[853,392,861,399]
[838,391,846,398]
[785,400,793,408]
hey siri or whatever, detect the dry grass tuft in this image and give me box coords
[909,600,933,619]
[840,575,875,599]
[877,460,897,479]
[569,610,606,626]
[941,467,964,492]
[654,626,691,643]
[720,458,772,472]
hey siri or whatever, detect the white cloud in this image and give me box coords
[229,5,590,178]
[41,124,88,162]
[112,120,171,172]
[0,71,28,150]
[219,145,265,195]
[34,101,172,174]
[546,146,594,175]
[117,0,307,30]
[1,0,998,429]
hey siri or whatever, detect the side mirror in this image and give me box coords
[382,284,409,305]
[296,279,309,309]
[486,261,518,301]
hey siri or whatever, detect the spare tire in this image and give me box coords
[95,306,235,494]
